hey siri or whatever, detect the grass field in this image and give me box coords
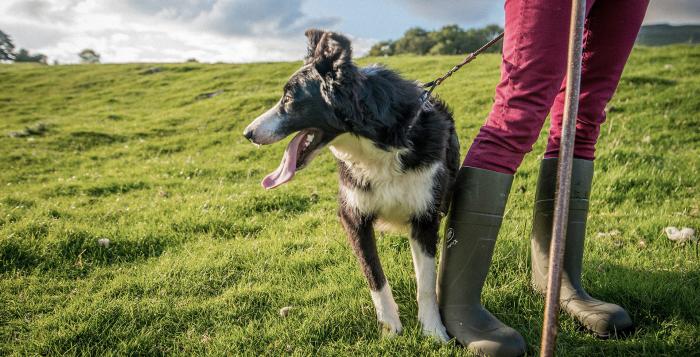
[1,45,698,356]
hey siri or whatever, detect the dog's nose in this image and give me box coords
[243,129,254,142]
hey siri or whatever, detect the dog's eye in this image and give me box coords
[283,94,292,105]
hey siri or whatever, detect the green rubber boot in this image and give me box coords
[438,167,526,357]
[531,158,633,338]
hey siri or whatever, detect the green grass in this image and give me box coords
[1,45,698,356]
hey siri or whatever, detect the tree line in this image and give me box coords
[0,29,100,64]
[369,24,503,57]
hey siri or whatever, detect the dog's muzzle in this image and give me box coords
[243,105,286,145]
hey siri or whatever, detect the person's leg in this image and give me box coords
[533,0,649,337]
[438,167,525,356]
[439,1,595,355]
[545,0,649,159]
[463,0,596,174]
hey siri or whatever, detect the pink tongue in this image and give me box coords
[261,131,308,189]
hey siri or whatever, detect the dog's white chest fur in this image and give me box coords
[330,134,440,231]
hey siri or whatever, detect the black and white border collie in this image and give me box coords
[244,29,459,341]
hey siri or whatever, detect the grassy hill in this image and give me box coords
[637,24,700,46]
[1,45,699,355]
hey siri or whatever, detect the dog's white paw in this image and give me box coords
[419,309,449,342]
[378,313,403,337]
[371,284,402,337]
[421,319,449,342]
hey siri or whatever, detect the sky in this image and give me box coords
[0,0,698,64]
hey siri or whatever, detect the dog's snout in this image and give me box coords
[243,128,254,142]
[243,105,285,145]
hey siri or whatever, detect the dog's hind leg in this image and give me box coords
[339,209,402,336]
[410,216,449,342]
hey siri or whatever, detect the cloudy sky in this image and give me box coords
[1,0,698,64]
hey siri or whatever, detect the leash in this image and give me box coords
[408,32,503,130]
[420,32,504,103]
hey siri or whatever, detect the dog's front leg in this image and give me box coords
[410,216,449,342]
[339,208,402,336]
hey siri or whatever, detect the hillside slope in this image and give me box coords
[1,46,699,355]
[637,24,700,46]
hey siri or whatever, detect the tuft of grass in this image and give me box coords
[0,45,698,356]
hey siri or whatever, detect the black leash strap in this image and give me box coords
[409,32,504,130]
[421,32,504,101]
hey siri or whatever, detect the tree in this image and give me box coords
[470,24,503,53]
[79,49,100,64]
[0,30,15,62]
[366,24,504,57]
[368,41,395,57]
[14,48,47,64]
[394,27,435,55]
[429,25,467,55]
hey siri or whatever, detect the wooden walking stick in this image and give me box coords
[540,0,586,356]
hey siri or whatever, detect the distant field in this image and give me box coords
[637,24,700,46]
[1,45,698,355]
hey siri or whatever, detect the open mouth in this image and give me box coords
[261,129,325,189]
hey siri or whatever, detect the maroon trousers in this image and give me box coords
[463,0,649,174]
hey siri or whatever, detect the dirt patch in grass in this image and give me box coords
[622,75,677,87]
[1,197,35,208]
[240,194,313,216]
[171,219,263,239]
[8,122,49,138]
[0,229,176,275]
[84,181,149,197]
[53,131,127,151]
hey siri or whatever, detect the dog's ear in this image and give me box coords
[304,29,325,63]
[304,29,353,79]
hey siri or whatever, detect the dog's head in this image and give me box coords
[243,29,358,189]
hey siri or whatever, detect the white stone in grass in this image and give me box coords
[200,333,211,344]
[279,306,293,317]
[97,238,110,248]
[664,227,696,244]
[596,229,621,238]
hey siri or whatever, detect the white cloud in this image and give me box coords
[397,0,503,27]
[0,0,359,64]
[397,0,700,27]
[645,0,700,24]
[1,0,696,64]
[120,0,339,36]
